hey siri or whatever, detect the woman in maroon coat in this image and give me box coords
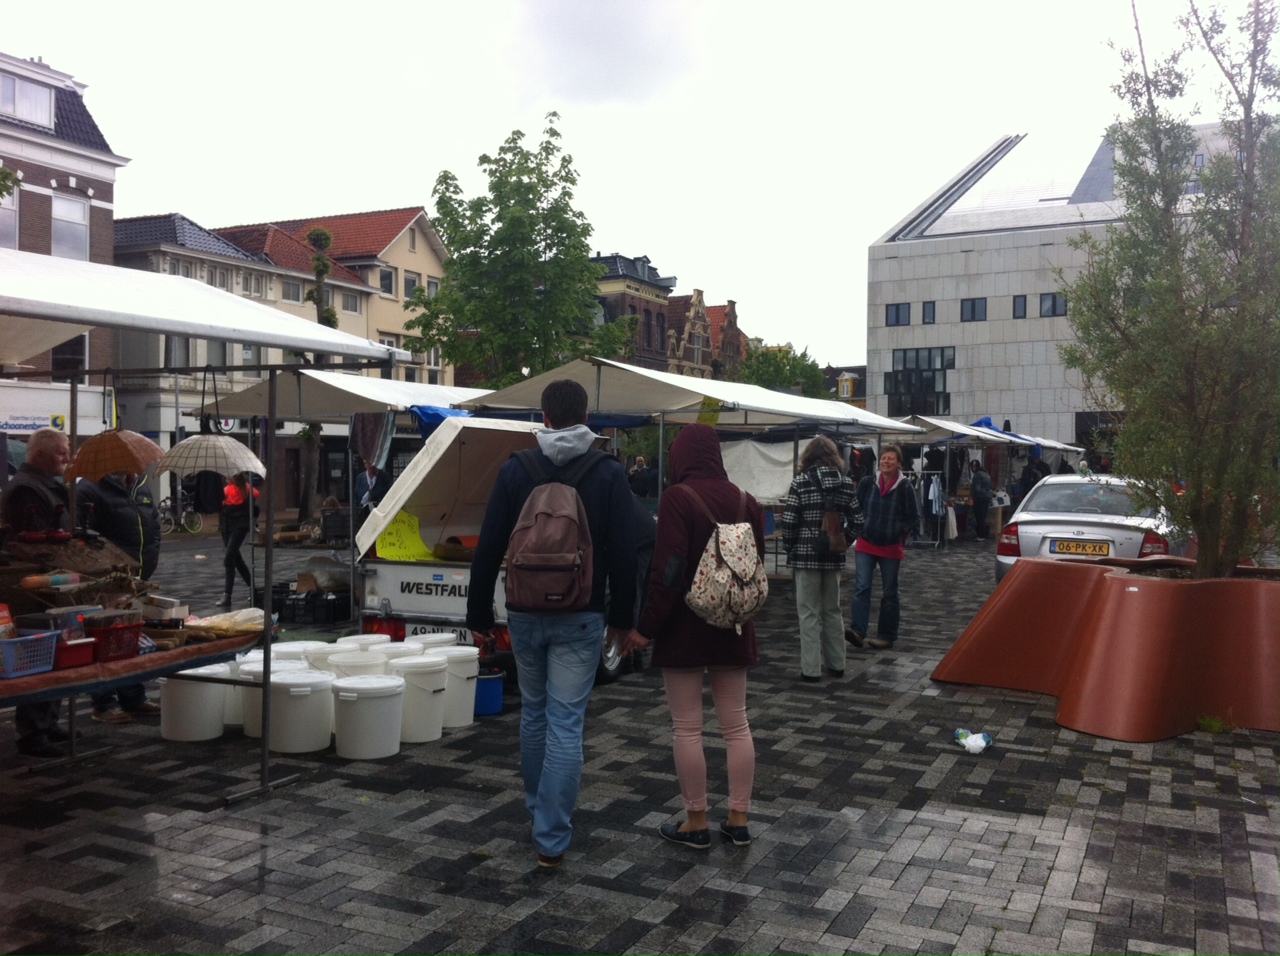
[625,424,765,849]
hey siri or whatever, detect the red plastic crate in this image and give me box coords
[2,630,57,678]
[54,637,96,670]
[86,621,143,662]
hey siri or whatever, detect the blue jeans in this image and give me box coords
[508,610,603,857]
[851,550,901,645]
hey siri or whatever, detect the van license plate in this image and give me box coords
[1050,540,1109,556]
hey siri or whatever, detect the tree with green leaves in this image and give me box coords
[404,113,609,388]
[737,344,827,398]
[0,168,16,202]
[1061,0,1280,577]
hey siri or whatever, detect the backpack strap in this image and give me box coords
[676,483,748,524]
[514,448,606,488]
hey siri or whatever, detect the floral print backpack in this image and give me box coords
[676,484,768,633]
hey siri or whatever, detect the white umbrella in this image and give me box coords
[155,434,266,479]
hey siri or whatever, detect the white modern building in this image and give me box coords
[866,133,1126,447]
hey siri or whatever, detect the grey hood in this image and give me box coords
[536,424,600,466]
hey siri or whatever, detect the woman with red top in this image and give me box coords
[623,424,764,850]
[215,473,259,607]
[847,445,920,650]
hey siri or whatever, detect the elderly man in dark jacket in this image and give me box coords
[1,428,73,757]
[76,472,164,724]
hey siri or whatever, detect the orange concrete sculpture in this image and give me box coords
[932,557,1280,742]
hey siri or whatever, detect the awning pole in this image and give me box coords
[225,367,301,805]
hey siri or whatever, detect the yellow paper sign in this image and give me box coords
[697,395,722,426]
[376,511,435,561]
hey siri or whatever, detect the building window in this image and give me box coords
[379,336,397,379]
[380,268,396,296]
[206,267,228,290]
[960,298,987,322]
[404,271,420,298]
[426,278,439,299]
[643,309,653,349]
[282,280,302,303]
[885,347,955,417]
[208,340,228,366]
[1039,293,1067,317]
[1013,295,1027,319]
[51,195,89,260]
[657,312,666,346]
[0,185,16,249]
[922,301,935,325]
[408,228,416,251]
[342,292,360,313]
[322,287,333,309]
[253,275,263,296]
[51,333,88,381]
[0,74,54,127]
[424,346,441,385]
[180,261,194,279]
[885,303,911,326]
[168,335,193,367]
[1194,153,1205,168]
[242,343,262,378]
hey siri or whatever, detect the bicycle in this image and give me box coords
[157,492,204,535]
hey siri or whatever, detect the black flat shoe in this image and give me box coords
[16,736,63,759]
[801,674,821,683]
[845,628,865,647]
[658,823,710,849]
[825,668,844,678]
[719,820,752,846]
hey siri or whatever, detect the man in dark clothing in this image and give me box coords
[1,428,73,757]
[76,472,163,724]
[629,456,651,497]
[355,460,392,513]
[467,380,637,869]
[969,460,994,540]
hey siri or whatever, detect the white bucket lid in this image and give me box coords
[240,648,267,663]
[268,669,336,691]
[415,632,461,648]
[164,662,231,680]
[327,650,388,666]
[331,674,405,698]
[379,641,425,660]
[336,634,392,648]
[303,644,345,664]
[274,640,333,660]
[436,646,480,662]
[239,660,308,681]
[388,655,449,674]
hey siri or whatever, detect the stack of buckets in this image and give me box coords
[159,632,498,757]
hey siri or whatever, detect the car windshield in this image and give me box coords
[1023,482,1156,518]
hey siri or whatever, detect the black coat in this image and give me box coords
[76,475,161,579]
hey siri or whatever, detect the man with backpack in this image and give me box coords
[467,380,637,870]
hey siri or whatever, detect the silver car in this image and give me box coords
[994,474,1182,582]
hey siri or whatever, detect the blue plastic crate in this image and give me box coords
[2,630,58,678]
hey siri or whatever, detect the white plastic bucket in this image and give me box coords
[427,646,481,729]
[327,650,388,677]
[273,640,333,666]
[303,643,347,673]
[336,634,392,651]
[267,670,335,753]
[388,655,449,743]
[239,660,308,738]
[331,675,405,759]
[160,663,230,741]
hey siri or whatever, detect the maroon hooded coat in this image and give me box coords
[638,425,765,669]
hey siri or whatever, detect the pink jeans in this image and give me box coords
[661,666,755,814]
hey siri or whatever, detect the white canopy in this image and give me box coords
[200,369,490,422]
[1022,433,1084,453]
[458,357,921,433]
[0,248,411,366]
[880,415,1030,445]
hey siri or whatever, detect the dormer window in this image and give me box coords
[0,73,54,128]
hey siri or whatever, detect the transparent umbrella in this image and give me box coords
[155,434,266,480]
[65,429,165,483]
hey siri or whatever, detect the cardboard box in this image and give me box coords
[142,603,188,621]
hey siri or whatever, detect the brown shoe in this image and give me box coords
[536,853,564,869]
[92,707,133,724]
[127,700,162,716]
[867,638,894,649]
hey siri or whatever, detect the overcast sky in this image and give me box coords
[7,0,1209,366]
